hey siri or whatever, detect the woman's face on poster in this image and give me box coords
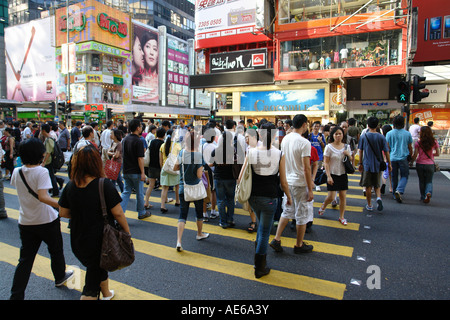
[133,36,144,69]
[143,39,158,70]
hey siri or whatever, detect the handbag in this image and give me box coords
[419,142,440,172]
[181,150,207,202]
[104,158,121,181]
[314,168,328,186]
[343,144,355,174]
[364,135,387,172]
[144,148,150,167]
[235,152,252,204]
[18,168,39,200]
[162,142,180,175]
[98,178,135,272]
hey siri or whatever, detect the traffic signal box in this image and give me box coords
[397,80,410,104]
[412,75,429,103]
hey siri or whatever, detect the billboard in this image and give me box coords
[413,0,450,62]
[240,89,325,112]
[131,23,159,103]
[55,0,131,51]
[195,0,269,49]
[5,17,56,102]
[167,36,189,106]
[210,48,267,73]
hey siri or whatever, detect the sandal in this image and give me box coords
[247,222,257,232]
[144,204,153,209]
[339,218,347,226]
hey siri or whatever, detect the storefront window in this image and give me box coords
[280,29,402,72]
[278,0,401,25]
[89,83,123,104]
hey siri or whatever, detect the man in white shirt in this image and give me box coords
[409,117,421,152]
[100,120,114,162]
[270,114,314,254]
[22,122,32,140]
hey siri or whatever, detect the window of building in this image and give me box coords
[278,0,401,25]
[280,29,402,72]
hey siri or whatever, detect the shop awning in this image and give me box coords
[125,104,210,116]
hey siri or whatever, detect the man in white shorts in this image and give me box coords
[270,114,314,254]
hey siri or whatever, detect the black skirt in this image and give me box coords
[327,174,348,191]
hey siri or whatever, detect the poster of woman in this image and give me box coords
[132,23,159,103]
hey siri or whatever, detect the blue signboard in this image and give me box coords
[240,89,325,112]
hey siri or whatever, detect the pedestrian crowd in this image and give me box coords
[1,113,440,299]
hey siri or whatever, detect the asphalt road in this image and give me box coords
[0,166,449,307]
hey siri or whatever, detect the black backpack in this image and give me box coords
[51,138,65,170]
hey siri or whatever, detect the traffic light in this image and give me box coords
[397,80,410,104]
[210,110,216,119]
[49,102,56,115]
[58,101,66,113]
[106,107,112,119]
[412,75,429,103]
[66,100,72,113]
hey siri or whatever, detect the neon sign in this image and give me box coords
[97,13,128,38]
[59,13,86,32]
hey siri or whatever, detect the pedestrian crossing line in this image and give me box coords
[5,208,347,300]
[0,242,167,300]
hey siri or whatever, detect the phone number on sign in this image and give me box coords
[198,19,222,29]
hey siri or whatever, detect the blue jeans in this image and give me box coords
[215,179,236,226]
[121,174,145,217]
[416,163,434,199]
[391,159,409,195]
[111,164,124,193]
[248,196,278,255]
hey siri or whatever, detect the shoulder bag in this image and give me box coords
[343,144,355,174]
[162,142,180,175]
[181,150,207,202]
[365,135,387,172]
[18,168,39,200]
[99,178,135,272]
[419,142,440,172]
[235,150,252,205]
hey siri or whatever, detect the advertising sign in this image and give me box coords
[131,22,159,103]
[5,17,56,102]
[413,0,450,62]
[167,36,190,106]
[195,0,269,49]
[210,48,267,73]
[411,108,450,130]
[240,89,325,112]
[55,0,131,51]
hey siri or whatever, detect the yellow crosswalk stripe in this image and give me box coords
[5,208,346,300]
[0,242,167,300]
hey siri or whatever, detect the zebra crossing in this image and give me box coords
[0,168,372,300]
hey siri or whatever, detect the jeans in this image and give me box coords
[10,218,66,300]
[416,163,435,199]
[178,193,203,223]
[111,164,124,193]
[215,179,236,226]
[121,174,145,217]
[248,196,278,255]
[391,159,409,195]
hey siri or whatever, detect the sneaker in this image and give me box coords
[331,198,339,207]
[210,211,219,219]
[138,211,152,219]
[270,239,283,253]
[315,185,321,191]
[219,223,228,229]
[318,206,325,216]
[55,270,74,287]
[394,191,403,203]
[293,242,313,254]
[366,204,373,211]
[338,218,348,226]
[423,193,431,203]
[377,199,383,211]
[196,233,210,240]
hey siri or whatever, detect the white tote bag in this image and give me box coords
[235,153,252,204]
[162,142,180,175]
[182,150,207,202]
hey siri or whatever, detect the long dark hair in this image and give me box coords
[260,122,277,150]
[164,129,173,157]
[419,126,435,152]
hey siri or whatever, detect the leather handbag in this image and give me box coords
[181,150,207,202]
[99,178,135,272]
[235,153,252,204]
[162,142,180,175]
[104,159,121,181]
[343,145,355,174]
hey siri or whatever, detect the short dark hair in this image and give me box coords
[41,123,50,133]
[161,120,171,128]
[19,138,46,165]
[225,119,234,130]
[414,117,420,124]
[292,114,308,129]
[156,127,166,138]
[82,125,93,138]
[367,116,379,129]
[393,115,405,129]
[106,120,114,128]
[128,119,141,133]
[348,118,356,126]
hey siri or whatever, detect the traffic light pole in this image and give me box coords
[405,66,411,130]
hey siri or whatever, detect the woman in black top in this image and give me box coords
[59,144,130,300]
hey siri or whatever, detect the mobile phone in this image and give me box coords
[444,15,450,38]
[430,17,442,40]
